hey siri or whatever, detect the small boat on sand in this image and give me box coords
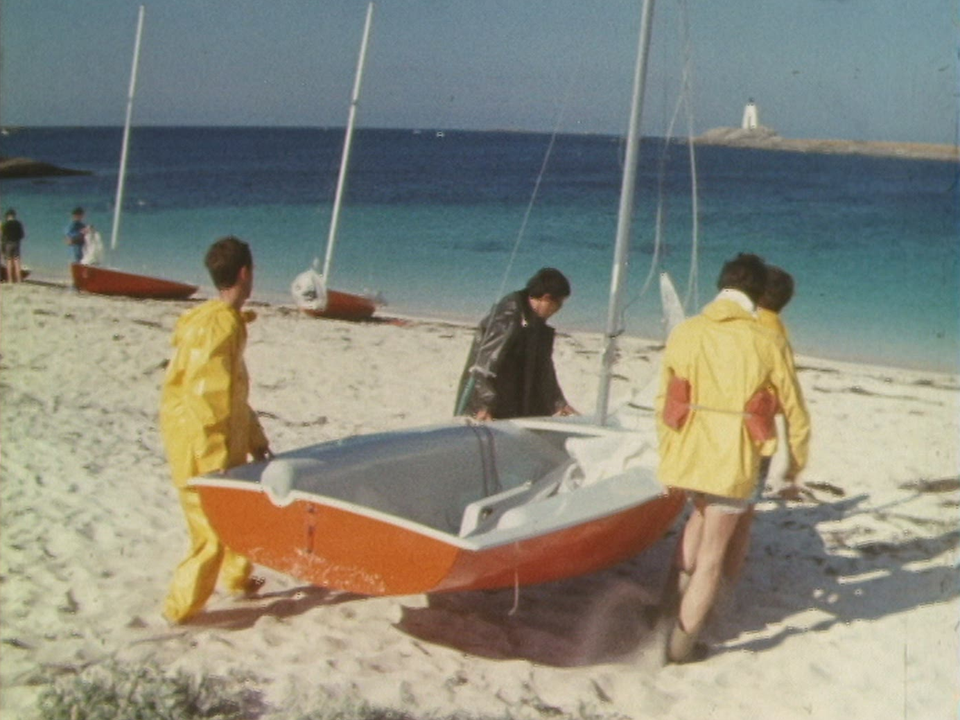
[71,263,197,300]
[75,6,197,302]
[193,418,684,596]
[298,289,377,321]
[291,2,381,322]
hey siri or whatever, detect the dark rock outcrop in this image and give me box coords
[0,156,92,179]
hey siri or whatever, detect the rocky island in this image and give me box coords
[695,126,958,163]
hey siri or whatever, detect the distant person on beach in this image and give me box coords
[64,206,88,264]
[1,208,25,283]
[655,253,810,664]
[455,267,577,420]
[724,264,801,584]
[159,236,271,624]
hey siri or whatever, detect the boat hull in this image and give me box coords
[71,263,197,299]
[436,490,684,592]
[193,419,685,596]
[299,289,377,321]
[197,483,683,596]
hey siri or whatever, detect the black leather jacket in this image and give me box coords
[455,290,567,419]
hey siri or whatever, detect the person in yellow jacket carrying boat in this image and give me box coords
[655,253,811,663]
[160,236,271,624]
[723,264,799,585]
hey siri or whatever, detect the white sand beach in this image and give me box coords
[1,282,957,719]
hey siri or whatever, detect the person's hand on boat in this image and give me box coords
[554,404,578,417]
[473,408,493,422]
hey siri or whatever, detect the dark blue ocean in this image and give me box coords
[2,126,958,372]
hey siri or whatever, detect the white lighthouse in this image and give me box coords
[741,99,759,131]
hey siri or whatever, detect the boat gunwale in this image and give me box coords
[193,473,671,553]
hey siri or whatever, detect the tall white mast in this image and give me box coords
[110,4,145,251]
[321,1,375,283]
[595,0,656,425]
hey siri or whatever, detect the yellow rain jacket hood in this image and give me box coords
[656,296,810,499]
[160,299,268,487]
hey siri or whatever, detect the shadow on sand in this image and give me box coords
[395,480,958,666]
[181,585,365,631]
[396,530,680,668]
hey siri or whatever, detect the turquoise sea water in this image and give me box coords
[1,127,957,372]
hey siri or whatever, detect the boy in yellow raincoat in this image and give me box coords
[160,236,271,624]
[723,264,799,584]
[655,253,810,663]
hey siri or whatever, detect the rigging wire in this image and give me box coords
[455,47,584,417]
[495,54,584,301]
[678,0,700,311]
[620,0,701,324]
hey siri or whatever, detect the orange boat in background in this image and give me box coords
[292,4,383,322]
[71,8,197,304]
[71,263,197,300]
[298,288,377,321]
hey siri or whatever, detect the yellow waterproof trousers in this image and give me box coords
[163,487,252,623]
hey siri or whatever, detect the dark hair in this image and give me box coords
[4,209,15,219]
[758,265,794,312]
[71,207,84,216]
[525,267,571,299]
[205,236,253,289]
[717,253,767,303]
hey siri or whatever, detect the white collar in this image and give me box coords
[716,288,757,315]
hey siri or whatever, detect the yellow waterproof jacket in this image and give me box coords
[756,307,791,457]
[757,307,789,340]
[656,297,810,499]
[160,299,268,487]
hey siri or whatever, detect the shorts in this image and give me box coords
[688,491,751,515]
[2,241,20,259]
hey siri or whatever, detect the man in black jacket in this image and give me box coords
[455,267,576,420]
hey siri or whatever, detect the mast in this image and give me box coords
[110,4,145,251]
[321,1,375,283]
[595,0,656,425]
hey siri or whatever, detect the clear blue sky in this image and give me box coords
[1,0,957,144]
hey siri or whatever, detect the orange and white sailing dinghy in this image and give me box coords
[299,290,377,321]
[75,7,197,302]
[291,3,383,323]
[195,0,688,597]
[191,417,684,596]
[292,270,378,321]
[71,263,197,300]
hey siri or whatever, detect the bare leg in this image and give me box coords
[652,500,700,624]
[678,503,704,579]
[677,505,742,636]
[724,505,755,583]
[667,503,744,662]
